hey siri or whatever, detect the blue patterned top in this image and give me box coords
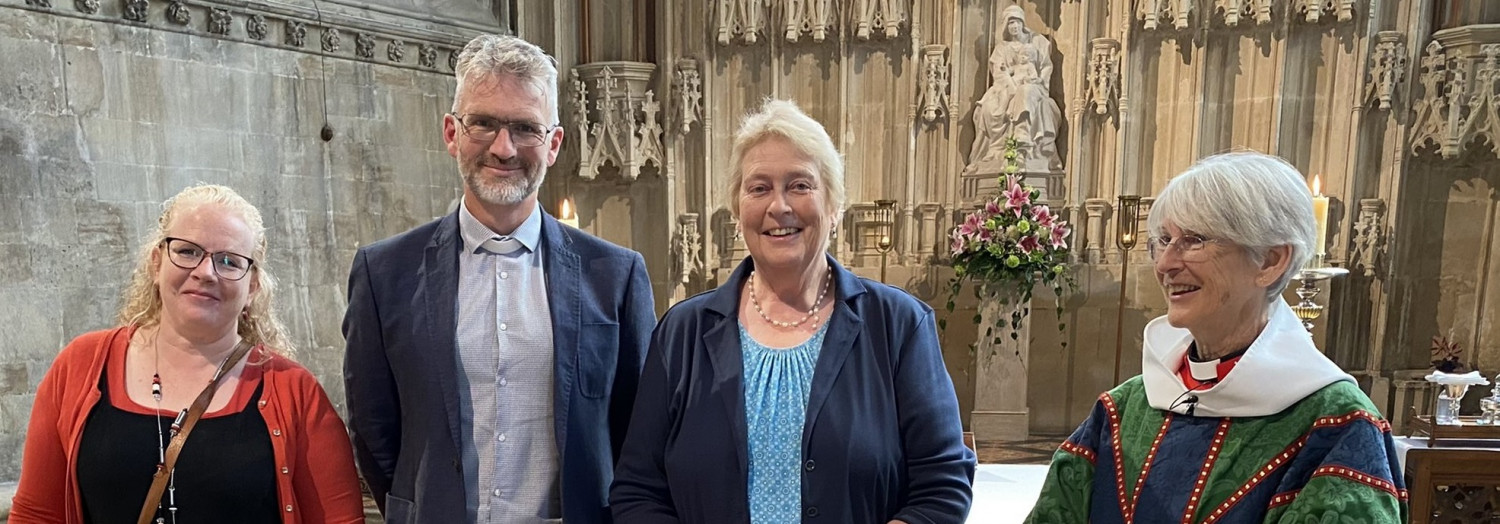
[740,322,828,524]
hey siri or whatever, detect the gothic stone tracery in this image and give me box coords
[715,0,908,45]
[570,64,665,181]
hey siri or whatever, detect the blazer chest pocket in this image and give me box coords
[384,493,413,524]
[579,322,620,398]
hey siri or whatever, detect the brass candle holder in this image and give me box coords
[1288,265,1348,332]
[876,234,894,283]
[1113,195,1141,384]
[873,199,898,283]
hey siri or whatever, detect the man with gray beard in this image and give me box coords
[342,33,656,524]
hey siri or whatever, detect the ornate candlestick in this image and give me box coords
[876,234,893,283]
[1288,265,1349,332]
[1113,195,1141,384]
[874,199,898,283]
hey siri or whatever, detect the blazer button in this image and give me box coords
[803,459,816,471]
[804,506,818,518]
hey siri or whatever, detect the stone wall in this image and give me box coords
[0,4,466,480]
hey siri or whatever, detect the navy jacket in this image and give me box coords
[610,256,975,524]
[343,210,656,524]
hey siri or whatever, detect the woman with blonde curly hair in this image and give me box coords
[12,184,364,524]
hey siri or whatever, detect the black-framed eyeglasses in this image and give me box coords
[449,113,556,147]
[1146,233,1221,262]
[161,237,256,281]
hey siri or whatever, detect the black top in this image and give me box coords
[76,367,279,524]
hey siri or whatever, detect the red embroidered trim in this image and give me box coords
[1126,414,1173,522]
[1199,435,1310,524]
[1310,410,1391,433]
[1312,466,1403,499]
[1201,409,1400,521]
[1179,419,1233,524]
[1101,393,1131,523]
[1267,485,1407,512]
[1267,490,1300,509]
[1060,440,1096,465]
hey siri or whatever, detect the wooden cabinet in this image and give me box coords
[1399,438,1500,523]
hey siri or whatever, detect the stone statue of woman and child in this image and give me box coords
[964,5,1064,177]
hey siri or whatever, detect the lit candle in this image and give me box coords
[1310,175,1329,260]
[559,198,580,228]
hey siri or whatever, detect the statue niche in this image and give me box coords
[964,5,1064,179]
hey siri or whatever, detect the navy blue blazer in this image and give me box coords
[610,256,975,524]
[343,210,656,524]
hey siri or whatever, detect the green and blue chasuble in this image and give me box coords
[1026,300,1407,523]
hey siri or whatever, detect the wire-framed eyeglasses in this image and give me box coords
[161,237,256,281]
[1146,233,1222,262]
[449,113,556,147]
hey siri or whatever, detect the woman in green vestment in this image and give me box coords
[1025,151,1407,524]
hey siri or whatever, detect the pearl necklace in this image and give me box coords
[748,270,831,329]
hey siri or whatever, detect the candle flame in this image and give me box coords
[560,198,575,219]
[1311,175,1322,196]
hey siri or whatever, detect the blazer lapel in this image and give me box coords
[704,260,753,475]
[419,213,464,453]
[542,214,580,453]
[804,257,865,443]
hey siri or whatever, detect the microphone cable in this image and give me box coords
[1167,381,1216,416]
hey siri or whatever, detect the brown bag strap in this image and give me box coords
[136,340,255,524]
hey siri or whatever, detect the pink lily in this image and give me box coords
[1018,234,1041,254]
[1031,206,1055,229]
[960,213,982,236]
[1004,183,1030,216]
[1050,225,1072,248]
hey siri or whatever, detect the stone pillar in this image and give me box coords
[971,289,1032,443]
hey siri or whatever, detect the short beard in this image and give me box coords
[460,161,545,207]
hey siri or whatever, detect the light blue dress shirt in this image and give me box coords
[455,201,561,523]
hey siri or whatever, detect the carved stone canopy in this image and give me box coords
[1364,31,1408,111]
[715,0,910,46]
[672,58,703,136]
[1412,26,1500,159]
[570,62,665,181]
[1138,0,1361,32]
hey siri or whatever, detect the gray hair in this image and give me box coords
[452,34,560,124]
[1146,151,1316,301]
[725,99,847,218]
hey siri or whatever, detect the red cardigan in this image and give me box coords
[11,326,365,524]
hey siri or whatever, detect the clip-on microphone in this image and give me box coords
[1168,385,1210,416]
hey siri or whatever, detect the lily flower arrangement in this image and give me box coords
[943,138,1076,346]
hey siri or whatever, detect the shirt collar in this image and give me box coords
[458,200,543,254]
